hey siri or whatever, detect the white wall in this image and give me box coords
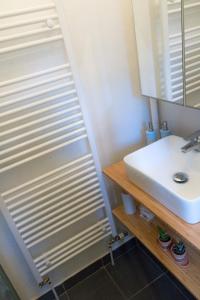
[0,1,149,299]
[159,101,200,136]
[62,0,150,167]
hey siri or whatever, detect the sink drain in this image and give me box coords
[173,172,189,184]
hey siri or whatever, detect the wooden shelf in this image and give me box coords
[113,206,200,298]
[103,161,200,251]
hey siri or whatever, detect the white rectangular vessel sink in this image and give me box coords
[124,135,200,224]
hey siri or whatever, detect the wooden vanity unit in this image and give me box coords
[103,161,200,299]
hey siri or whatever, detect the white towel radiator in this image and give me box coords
[0,0,116,296]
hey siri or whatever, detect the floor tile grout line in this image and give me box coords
[63,265,105,293]
[61,241,137,293]
[105,243,166,300]
[137,243,167,274]
[59,291,70,300]
[103,243,137,267]
[166,273,192,300]
[138,243,193,300]
[104,266,128,300]
[128,273,165,300]
[65,290,70,300]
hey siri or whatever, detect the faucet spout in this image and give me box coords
[181,130,200,153]
[181,140,200,153]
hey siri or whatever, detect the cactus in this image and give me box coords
[158,226,171,242]
[172,241,186,255]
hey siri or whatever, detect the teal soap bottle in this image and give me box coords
[146,122,157,145]
[160,121,172,138]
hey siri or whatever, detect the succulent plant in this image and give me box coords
[172,241,186,255]
[158,226,171,242]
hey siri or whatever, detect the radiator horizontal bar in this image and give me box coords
[168,2,200,14]
[170,32,200,47]
[170,40,200,56]
[0,64,69,88]
[170,62,182,70]
[0,25,60,43]
[40,231,111,276]
[186,86,200,95]
[0,109,81,139]
[0,35,63,55]
[38,225,110,271]
[34,218,109,264]
[186,71,200,81]
[185,53,200,64]
[0,127,86,163]
[172,95,183,102]
[22,197,103,239]
[8,165,95,210]
[0,4,56,18]
[0,72,72,98]
[170,25,200,40]
[185,46,200,57]
[0,134,87,174]
[0,81,75,109]
[26,202,105,248]
[10,176,99,217]
[0,100,79,128]
[7,160,94,205]
[0,14,58,30]
[1,112,82,146]
[18,190,102,233]
[187,79,200,89]
[171,69,182,77]
[172,89,182,97]
[186,60,200,70]
[1,87,76,117]
[170,54,200,68]
[14,182,100,223]
[171,76,182,84]
[172,81,183,90]
[3,154,92,198]
[0,120,85,156]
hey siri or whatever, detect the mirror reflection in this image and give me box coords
[184,0,200,108]
[133,0,184,104]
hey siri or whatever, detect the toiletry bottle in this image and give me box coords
[160,121,171,138]
[145,122,157,145]
[121,192,136,215]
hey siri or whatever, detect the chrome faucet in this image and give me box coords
[181,130,200,153]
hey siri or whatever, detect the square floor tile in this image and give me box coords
[68,269,124,300]
[106,247,163,298]
[132,274,187,300]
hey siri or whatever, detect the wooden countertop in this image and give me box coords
[103,161,200,251]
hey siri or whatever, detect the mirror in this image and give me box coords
[132,0,184,104]
[184,0,200,108]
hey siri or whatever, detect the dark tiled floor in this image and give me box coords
[43,244,196,300]
[105,247,163,298]
[132,274,189,300]
[68,269,124,300]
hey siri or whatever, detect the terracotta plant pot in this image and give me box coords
[158,237,172,250]
[170,244,189,266]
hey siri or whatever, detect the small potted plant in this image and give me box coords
[171,240,188,265]
[158,226,172,250]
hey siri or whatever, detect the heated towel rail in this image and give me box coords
[0,1,115,294]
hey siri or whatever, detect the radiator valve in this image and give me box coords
[39,276,51,288]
